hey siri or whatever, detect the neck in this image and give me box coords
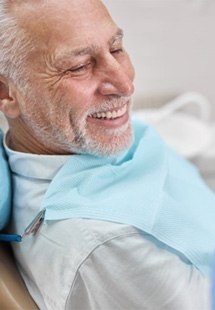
[6,118,61,155]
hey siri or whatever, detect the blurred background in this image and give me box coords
[103,0,215,114]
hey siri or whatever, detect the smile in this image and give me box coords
[89,105,127,120]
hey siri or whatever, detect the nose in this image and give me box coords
[97,57,135,97]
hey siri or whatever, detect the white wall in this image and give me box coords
[103,0,215,115]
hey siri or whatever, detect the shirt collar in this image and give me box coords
[3,134,70,180]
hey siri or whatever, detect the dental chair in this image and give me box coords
[0,129,37,309]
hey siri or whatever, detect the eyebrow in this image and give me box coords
[55,28,124,64]
[109,28,124,45]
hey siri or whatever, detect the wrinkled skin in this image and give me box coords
[0,0,135,155]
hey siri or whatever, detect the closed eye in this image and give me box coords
[64,62,93,77]
[69,63,92,72]
[111,48,124,55]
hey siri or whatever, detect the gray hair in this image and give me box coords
[0,0,33,88]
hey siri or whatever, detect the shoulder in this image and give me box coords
[13,219,138,308]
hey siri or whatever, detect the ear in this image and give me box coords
[0,77,21,119]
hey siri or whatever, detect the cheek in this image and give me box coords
[60,80,96,113]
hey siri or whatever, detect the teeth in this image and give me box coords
[90,105,127,119]
[112,111,117,118]
[106,112,112,119]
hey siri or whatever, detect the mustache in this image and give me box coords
[87,97,132,115]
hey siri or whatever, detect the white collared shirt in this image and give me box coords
[5,141,211,310]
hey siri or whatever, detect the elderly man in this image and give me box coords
[0,0,214,309]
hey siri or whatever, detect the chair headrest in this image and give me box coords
[0,129,11,230]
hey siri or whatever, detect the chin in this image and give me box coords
[75,122,134,157]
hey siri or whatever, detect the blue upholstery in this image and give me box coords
[0,129,11,230]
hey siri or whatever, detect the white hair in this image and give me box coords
[0,0,33,88]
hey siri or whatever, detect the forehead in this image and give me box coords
[12,0,118,54]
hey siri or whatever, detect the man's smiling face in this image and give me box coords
[11,0,135,156]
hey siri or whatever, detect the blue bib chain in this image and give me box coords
[0,208,46,242]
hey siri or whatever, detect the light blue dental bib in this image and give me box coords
[42,119,215,275]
